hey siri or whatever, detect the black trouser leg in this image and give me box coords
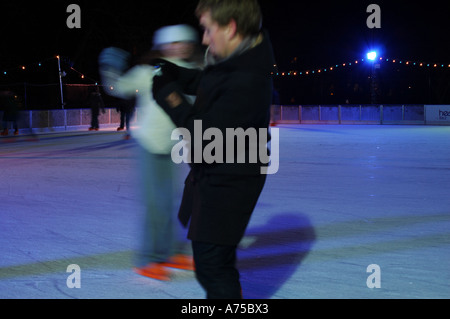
[192,241,242,299]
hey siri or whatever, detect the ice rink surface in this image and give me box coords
[0,124,449,299]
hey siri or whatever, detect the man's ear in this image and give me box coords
[226,19,238,40]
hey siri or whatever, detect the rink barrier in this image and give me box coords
[1,105,449,132]
[1,108,137,133]
[271,105,450,126]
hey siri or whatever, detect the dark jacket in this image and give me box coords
[1,92,20,121]
[156,31,275,245]
[88,92,105,115]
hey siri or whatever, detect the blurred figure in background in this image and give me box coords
[88,86,105,131]
[0,90,21,136]
[116,98,135,140]
[99,24,201,281]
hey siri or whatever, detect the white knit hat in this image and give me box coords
[153,24,199,49]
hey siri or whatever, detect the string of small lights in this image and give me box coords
[2,55,449,81]
[1,55,98,84]
[272,57,450,77]
[2,58,51,76]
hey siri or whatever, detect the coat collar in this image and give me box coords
[203,30,275,75]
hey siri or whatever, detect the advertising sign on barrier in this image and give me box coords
[425,105,450,124]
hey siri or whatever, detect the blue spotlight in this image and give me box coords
[367,51,377,61]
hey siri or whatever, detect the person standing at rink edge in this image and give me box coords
[151,0,275,299]
[99,25,200,281]
[88,86,105,131]
[0,89,21,136]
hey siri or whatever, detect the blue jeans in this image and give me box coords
[135,146,189,266]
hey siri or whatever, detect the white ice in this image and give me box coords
[0,125,449,299]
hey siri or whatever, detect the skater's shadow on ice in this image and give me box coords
[238,213,316,299]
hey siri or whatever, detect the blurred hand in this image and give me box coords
[98,47,131,73]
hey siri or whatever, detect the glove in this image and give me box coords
[150,59,192,116]
[152,68,177,98]
[150,59,181,80]
[98,47,131,73]
[151,59,182,97]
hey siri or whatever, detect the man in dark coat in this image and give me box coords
[152,0,275,299]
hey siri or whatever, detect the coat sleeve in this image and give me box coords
[156,71,271,132]
[177,67,203,96]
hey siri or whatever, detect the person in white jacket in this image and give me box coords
[99,24,200,280]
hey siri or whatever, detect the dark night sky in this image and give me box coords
[0,0,449,81]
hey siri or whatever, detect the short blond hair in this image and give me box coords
[196,0,262,37]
